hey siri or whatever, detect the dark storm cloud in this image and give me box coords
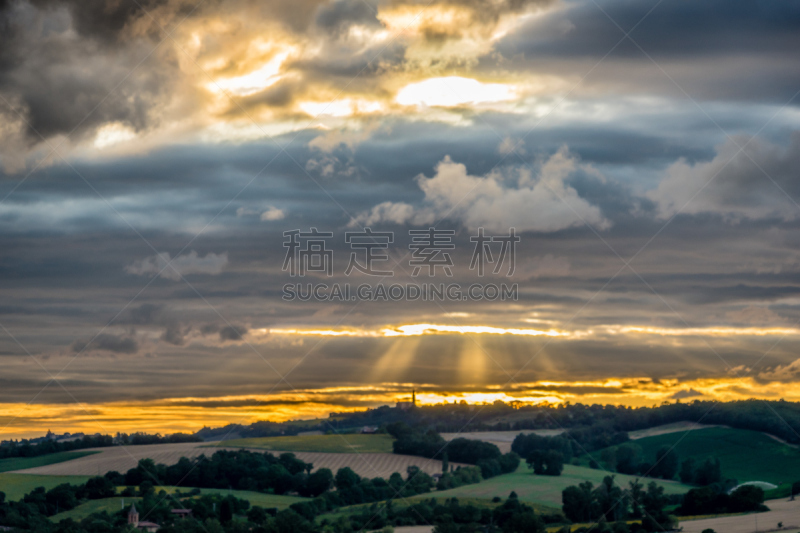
[70,332,139,354]
[118,304,164,325]
[27,0,167,42]
[495,0,800,101]
[498,0,800,60]
[218,325,248,341]
[0,0,799,413]
[0,0,178,150]
[160,322,190,345]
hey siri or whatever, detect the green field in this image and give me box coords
[49,497,141,522]
[619,427,800,485]
[0,473,92,501]
[157,487,309,509]
[208,433,394,453]
[0,451,99,473]
[405,464,691,509]
[198,489,307,508]
[49,489,308,522]
[317,496,511,524]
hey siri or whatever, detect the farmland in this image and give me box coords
[49,497,140,522]
[678,497,800,533]
[208,434,395,453]
[405,464,691,509]
[11,442,217,477]
[617,427,800,485]
[0,451,99,473]
[12,441,457,479]
[440,430,565,453]
[50,487,307,522]
[48,489,308,522]
[0,473,91,501]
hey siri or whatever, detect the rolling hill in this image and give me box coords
[405,463,691,509]
[615,427,800,485]
[207,433,395,453]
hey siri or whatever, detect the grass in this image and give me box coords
[317,496,522,525]
[616,427,800,486]
[0,451,99,473]
[404,464,691,509]
[50,489,309,522]
[156,486,309,509]
[0,473,91,501]
[317,464,684,524]
[207,434,395,453]
[49,497,141,522]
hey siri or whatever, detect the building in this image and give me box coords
[396,390,417,411]
[128,503,160,532]
[170,509,193,519]
[360,426,379,434]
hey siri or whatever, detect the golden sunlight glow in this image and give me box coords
[6,375,800,439]
[382,324,567,337]
[396,77,518,107]
[93,122,137,148]
[605,326,800,337]
[298,98,384,118]
[265,324,568,337]
[266,328,379,337]
[263,323,800,339]
[206,49,291,97]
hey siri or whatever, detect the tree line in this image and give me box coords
[387,422,521,480]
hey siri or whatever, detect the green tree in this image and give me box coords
[527,450,563,476]
[694,458,722,486]
[679,458,695,484]
[791,481,800,500]
[628,480,644,519]
[562,481,594,522]
[305,468,333,497]
[219,498,234,523]
[652,447,679,480]
[615,444,641,475]
[334,467,361,490]
[246,506,269,524]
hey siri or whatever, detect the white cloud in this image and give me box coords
[125,251,229,281]
[351,148,609,232]
[261,206,286,221]
[759,359,800,382]
[236,207,257,217]
[308,125,379,153]
[648,134,800,221]
[350,201,433,227]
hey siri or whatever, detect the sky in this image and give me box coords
[1,0,800,438]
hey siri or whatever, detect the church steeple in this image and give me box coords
[128,503,139,526]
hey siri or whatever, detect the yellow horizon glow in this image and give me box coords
[3,375,800,440]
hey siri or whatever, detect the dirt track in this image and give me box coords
[627,422,723,440]
[12,442,459,479]
[680,498,800,533]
